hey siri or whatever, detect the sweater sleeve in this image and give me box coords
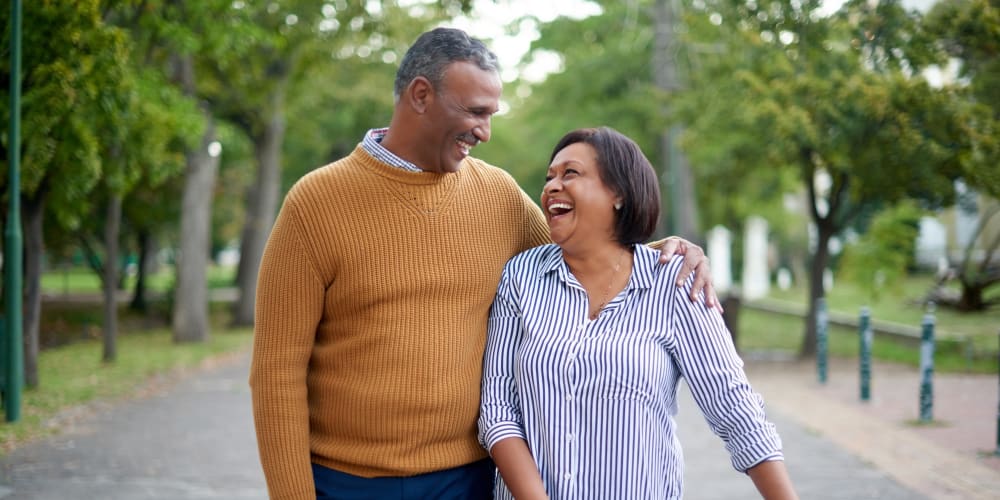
[248,196,327,500]
[517,186,552,250]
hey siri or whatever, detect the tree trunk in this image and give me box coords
[957,281,984,311]
[801,220,833,358]
[173,117,219,342]
[21,192,44,388]
[130,229,151,312]
[102,194,121,362]
[232,91,286,326]
[653,0,700,241]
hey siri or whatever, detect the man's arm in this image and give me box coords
[649,236,720,310]
[249,202,326,500]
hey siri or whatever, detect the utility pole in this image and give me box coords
[653,0,700,242]
[4,0,24,422]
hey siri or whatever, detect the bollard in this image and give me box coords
[817,297,828,384]
[859,307,872,402]
[919,302,935,423]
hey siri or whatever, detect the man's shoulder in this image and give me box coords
[286,149,368,200]
[462,156,520,185]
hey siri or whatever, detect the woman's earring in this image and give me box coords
[614,202,622,210]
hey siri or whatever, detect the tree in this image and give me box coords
[0,0,135,383]
[674,0,964,356]
[925,0,1000,310]
[111,0,241,342]
[479,2,673,236]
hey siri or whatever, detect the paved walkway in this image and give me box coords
[741,355,1000,500]
[0,350,996,499]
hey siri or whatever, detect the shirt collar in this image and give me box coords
[541,243,657,290]
[361,127,423,172]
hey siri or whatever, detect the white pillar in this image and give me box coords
[707,225,732,294]
[742,216,770,300]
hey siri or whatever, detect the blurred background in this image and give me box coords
[0,0,996,443]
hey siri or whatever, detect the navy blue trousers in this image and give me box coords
[312,459,494,500]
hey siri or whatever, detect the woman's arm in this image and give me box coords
[747,460,799,500]
[665,258,796,497]
[491,437,549,500]
[479,266,547,499]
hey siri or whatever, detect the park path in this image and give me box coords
[0,350,995,499]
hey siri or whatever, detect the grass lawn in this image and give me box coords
[40,265,237,295]
[742,272,999,373]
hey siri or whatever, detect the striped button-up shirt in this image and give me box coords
[479,244,783,499]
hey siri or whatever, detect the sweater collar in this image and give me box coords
[352,145,462,186]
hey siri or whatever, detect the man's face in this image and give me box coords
[421,61,502,173]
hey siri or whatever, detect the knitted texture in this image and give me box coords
[249,145,550,499]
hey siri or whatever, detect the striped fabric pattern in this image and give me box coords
[361,127,423,172]
[479,244,783,499]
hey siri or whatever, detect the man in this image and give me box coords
[249,27,717,500]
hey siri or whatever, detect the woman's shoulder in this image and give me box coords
[505,244,560,274]
[634,244,688,288]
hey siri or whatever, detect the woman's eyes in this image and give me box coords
[545,170,579,182]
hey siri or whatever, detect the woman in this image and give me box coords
[478,127,798,499]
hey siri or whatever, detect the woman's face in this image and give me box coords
[541,142,620,248]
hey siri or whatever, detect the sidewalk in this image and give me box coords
[0,350,996,499]
[0,352,266,500]
[740,354,1000,500]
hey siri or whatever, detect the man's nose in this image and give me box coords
[474,118,491,143]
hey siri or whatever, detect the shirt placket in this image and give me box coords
[560,319,593,498]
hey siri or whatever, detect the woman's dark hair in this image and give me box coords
[549,127,661,245]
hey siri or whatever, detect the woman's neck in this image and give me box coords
[562,243,629,275]
[562,242,634,320]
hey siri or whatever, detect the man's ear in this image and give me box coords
[405,76,434,114]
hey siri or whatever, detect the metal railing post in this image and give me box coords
[859,306,872,402]
[919,302,935,423]
[817,297,827,384]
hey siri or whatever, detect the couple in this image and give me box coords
[249,27,797,500]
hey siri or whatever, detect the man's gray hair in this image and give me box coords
[394,27,500,101]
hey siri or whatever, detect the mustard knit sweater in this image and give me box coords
[249,145,551,499]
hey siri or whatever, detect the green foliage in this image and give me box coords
[839,201,924,302]
[0,0,128,227]
[926,0,1000,110]
[479,1,667,201]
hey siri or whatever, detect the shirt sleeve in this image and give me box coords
[248,197,327,500]
[479,267,529,452]
[666,261,784,472]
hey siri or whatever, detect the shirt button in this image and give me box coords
[564,472,573,480]
[566,433,574,441]
[565,394,573,401]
